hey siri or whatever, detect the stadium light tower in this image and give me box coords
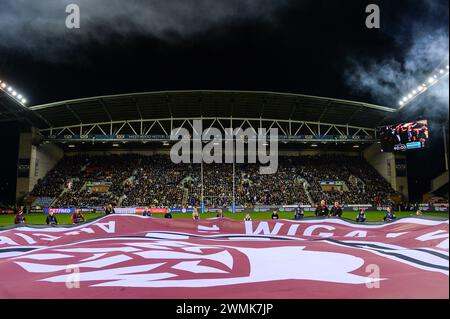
[398,60,449,109]
[0,77,28,105]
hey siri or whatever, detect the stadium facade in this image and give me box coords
[2,90,411,207]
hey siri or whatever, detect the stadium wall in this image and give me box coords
[16,129,63,201]
[363,143,409,201]
[29,142,64,189]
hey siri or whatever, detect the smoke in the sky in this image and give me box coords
[344,0,449,111]
[0,0,285,55]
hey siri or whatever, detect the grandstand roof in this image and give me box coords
[16,90,398,129]
[0,90,44,126]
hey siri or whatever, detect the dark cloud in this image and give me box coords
[344,0,449,113]
[0,0,286,58]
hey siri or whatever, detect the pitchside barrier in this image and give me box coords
[10,204,447,215]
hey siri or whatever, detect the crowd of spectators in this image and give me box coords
[29,154,398,208]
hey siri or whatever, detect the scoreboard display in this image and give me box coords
[379,120,430,152]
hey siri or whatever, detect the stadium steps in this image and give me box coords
[301,180,315,206]
[53,188,69,206]
[118,195,126,207]
[431,171,449,193]
[182,188,189,206]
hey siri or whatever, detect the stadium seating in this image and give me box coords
[29,154,397,208]
[31,197,55,207]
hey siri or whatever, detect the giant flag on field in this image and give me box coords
[0,215,448,299]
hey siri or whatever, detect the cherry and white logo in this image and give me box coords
[12,238,377,288]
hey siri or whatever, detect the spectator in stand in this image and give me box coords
[294,207,304,220]
[383,207,397,222]
[271,211,280,220]
[14,207,26,224]
[46,211,58,226]
[71,209,86,224]
[29,154,399,209]
[330,201,343,218]
[356,209,367,223]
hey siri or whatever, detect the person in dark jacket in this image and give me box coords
[142,207,152,217]
[330,201,343,217]
[105,204,113,215]
[294,207,304,220]
[356,209,367,223]
[164,211,173,219]
[46,211,58,226]
[383,207,397,222]
[14,207,26,224]
[316,200,329,217]
[271,211,280,220]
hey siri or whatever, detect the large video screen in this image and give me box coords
[379,120,429,152]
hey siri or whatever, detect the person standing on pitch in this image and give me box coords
[143,207,151,217]
[71,209,86,224]
[14,207,26,224]
[294,207,304,220]
[330,201,343,217]
[192,207,200,220]
[271,211,279,220]
[317,200,329,217]
[164,210,173,219]
[216,209,224,218]
[46,210,58,226]
[105,204,113,215]
[244,213,252,221]
[383,207,397,222]
[356,208,366,223]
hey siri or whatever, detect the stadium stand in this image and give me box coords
[29,154,397,208]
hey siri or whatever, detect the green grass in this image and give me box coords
[0,211,447,227]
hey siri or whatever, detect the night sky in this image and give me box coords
[0,0,448,204]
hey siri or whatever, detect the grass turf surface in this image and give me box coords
[0,211,448,227]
